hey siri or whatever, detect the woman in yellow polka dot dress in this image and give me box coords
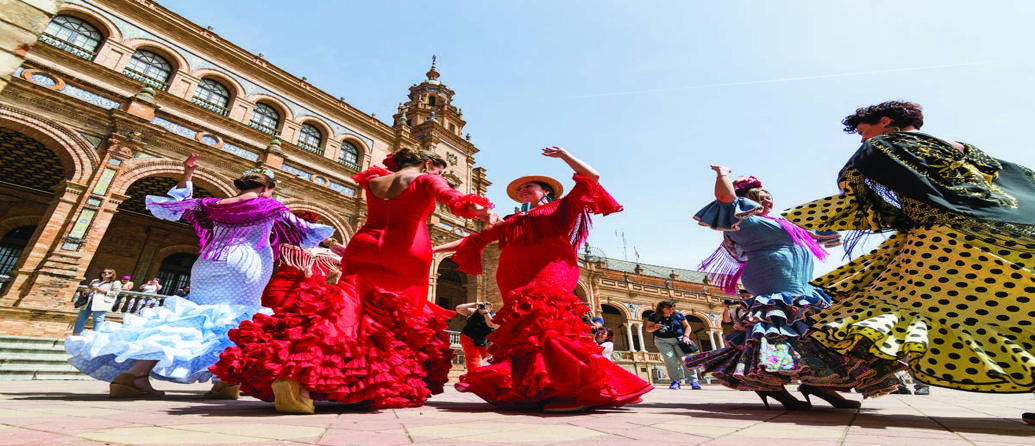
[783,101,1035,421]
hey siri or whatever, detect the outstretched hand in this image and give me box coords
[184,153,200,170]
[710,165,731,176]
[541,146,569,158]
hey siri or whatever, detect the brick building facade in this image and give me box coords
[0,0,734,383]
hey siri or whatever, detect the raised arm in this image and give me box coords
[177,153,199,189]
[543,146,599,182]
[711,165,736,203]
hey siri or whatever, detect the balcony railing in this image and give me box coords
[249,121,278,136]
[122,68,169,91]
[336,159,360,171]
[71,285,169,315]
[296,141,324,155]
[37,34,96,60]
[191,97,229,116]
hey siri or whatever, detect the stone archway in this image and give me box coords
[684,313,711,350]
[600,303,629,351]
[436,258,468,331]
[86,176,215,285]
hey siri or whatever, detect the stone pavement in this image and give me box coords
[0,380,1031,445]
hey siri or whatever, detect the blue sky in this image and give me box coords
[167,0,1035,275]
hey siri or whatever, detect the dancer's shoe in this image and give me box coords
[272,379,315,414]
[204,384,240,400]
[913,386,930,395]
[110,373,165,398]
[798,384,861,409]
[754,390,811,410]
[1022,412,1035,425]
[543,399,587,413]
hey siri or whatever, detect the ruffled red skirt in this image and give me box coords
[210,268,452,409]
[455,280,652,409]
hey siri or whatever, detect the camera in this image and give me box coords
[723,299,741,306]
[477,303,486,310]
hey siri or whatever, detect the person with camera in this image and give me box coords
[646,301,701,390]
[456,301,500,372]
[72,269,122,335]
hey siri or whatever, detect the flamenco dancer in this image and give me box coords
[212,148,495,413]
[781,101,1035,423]
[436,146,652,412]
[684,168,904,410]
[65,154,333,398]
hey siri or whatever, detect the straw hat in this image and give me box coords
[506,175,564,203]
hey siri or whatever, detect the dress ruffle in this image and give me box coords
[65,297,266,384]
[446,194,493,220]
[693,197,765,231]
[211,273,432,409]
[351,166,392,185]
[684,289,904,396]
[455,279,652,409]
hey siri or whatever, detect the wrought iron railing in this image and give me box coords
[121,68,169,91]
[37,34,96,60]
[191,96,229,116]
[71,285,169,314]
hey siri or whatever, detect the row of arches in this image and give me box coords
[39,7,365,166]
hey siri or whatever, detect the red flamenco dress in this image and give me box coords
[212,167,491,408]
[452,174,653,410]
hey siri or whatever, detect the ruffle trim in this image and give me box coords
[726,289,833,345]
[692,197,765,231]
[351,166,392,186]
[211,278,433,408]
[452,235,485,275]
[456,279,651,409]
[447,193,494,220]
[65,297,266,384]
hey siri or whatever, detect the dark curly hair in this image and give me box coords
[841,100,924,133]
[391,148,447,171]
[233,173,276,192]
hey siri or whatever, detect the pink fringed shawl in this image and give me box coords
[149,197,302,260]
[701,214,829,294]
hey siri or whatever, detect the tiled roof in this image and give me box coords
[585,256,709,283]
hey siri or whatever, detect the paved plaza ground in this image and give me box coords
[0,380,1032,445]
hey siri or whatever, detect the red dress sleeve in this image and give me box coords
[419,174,494,219]
[566,174,623,216]
[451,224,504,275]
[351,166,392,187]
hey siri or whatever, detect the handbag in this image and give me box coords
[677,338,699,354]
[73,290,94,309]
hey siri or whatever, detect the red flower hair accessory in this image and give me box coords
[293,211,319,223]
[732,175,762,193]
[383,153,399,172]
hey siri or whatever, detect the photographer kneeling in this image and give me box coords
[456,301,500,372]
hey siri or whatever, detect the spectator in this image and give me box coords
[455,301,499,372]
[174,285,190,297]
[595,328,615,361]
[72,269,122,335]
[646,300,701,390]
[139,277,162,294]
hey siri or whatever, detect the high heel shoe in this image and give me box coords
[798,384,861,409]
[1022,412,1035,425]
[272,379,314,414]
[110,373,165,398]
[754,390,811,410]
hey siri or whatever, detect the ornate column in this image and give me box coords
[708,331,718,350]
[714,330,725,348]
[635,322,648,352]
[623,323,635,353]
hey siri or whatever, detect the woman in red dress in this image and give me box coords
[436,147,652,412]
[212,149,495,413]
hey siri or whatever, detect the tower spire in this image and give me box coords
[427,55,440,81]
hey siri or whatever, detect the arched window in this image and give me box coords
[0,226,36,275]
[297,123,323,155]
[155,253,197,296]
[123,49,172,91]
[338,141,360,170]
[41,15,103,60]
[192,78,230,115]
[249,103,280,135]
